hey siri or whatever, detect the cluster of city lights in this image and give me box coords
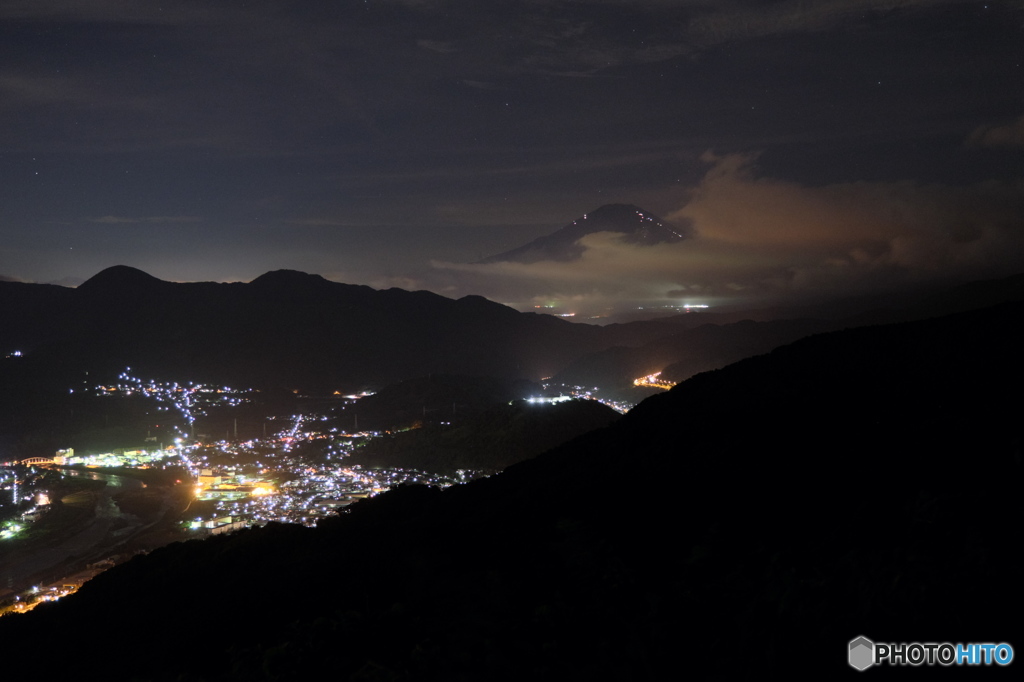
[539,383,635,414]
[187,418,487,529]
[1,370,602,614]
[0,467,51,540]
[96,372,253,428]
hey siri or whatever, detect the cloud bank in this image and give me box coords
[436,152,1024,313]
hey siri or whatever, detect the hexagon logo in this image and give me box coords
[849,636,875,671]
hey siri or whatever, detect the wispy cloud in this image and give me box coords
[417,39,458,54]
[285,219,366,227]
[967,115,1024,149]
[686,0,957,46]
[88,216,203,224]
[0,0,231,25]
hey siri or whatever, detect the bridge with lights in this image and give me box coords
[20,457,57,466]
[0,457,59,467]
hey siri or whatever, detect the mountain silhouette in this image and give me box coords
[0,266,673,392]
[479,203,689,263]
[76,265,168,294]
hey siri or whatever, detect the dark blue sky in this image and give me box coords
[1,1,1022,314]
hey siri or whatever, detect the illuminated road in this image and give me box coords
[633,372,675,390]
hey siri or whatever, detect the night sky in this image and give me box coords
[1,1,1022,314]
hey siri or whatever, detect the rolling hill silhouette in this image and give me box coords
[0,266,673,392]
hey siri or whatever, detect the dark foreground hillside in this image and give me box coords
[348,398,621,473]
[3,303,1022,680]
